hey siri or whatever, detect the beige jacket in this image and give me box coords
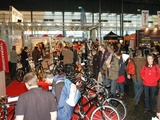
[62,49,73,65]
[105,56,119,80]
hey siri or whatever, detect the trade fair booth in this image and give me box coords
[124,33,136,50]
[103,31,123,43]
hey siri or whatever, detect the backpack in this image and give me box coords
[127,60,135,75]
[52,75,81,120]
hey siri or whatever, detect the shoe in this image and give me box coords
[116,90,119,94]
[119,93,124,100]
[144,110,149,113]
[149,109,156,113]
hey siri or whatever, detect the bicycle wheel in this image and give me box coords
[73,95,90,120]
[103,98,127,120]
[16,68,24,82]
[90,105,120,120]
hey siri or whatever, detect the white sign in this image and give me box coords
[10,6,23,22]
[141,10,149,27]
[157,11,160,26]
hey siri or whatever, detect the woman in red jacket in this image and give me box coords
[140,54,160,113]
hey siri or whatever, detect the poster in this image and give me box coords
[157,11,160,26]
[141,10,149,28]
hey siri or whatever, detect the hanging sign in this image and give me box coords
[0,40,9,72]
[157,11,160,26]
[141,10,149,28]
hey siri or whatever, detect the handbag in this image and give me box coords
[101,69,106,75]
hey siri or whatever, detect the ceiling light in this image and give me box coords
[47,24,51,26]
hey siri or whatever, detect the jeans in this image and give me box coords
[117,82,124,94]
[101,73,107,85]
[132,79,143,103]
[106,79,117,97]
[143,85,157,110]
[10,63,17,79]
[34,61,39,75]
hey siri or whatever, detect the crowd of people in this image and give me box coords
[8,39,160,119]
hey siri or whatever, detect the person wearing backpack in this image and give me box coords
[127,50,146,105]
[140,54,160,113]
[43,73,81,120]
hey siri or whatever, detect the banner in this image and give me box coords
[141,10,149,27]
[9,6,23,22]
[81,8,87,26]
[0,40,9,72]
[157,11,160,26]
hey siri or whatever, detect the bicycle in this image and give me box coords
[16,57,45,82]
[102,97,127,120]
[0,96,18,120]
[16,57,33,82]
[43,58,56,74]
[72,77,120,120]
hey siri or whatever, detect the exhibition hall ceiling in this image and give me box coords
[0,0,160,32]
[0,0,160,14]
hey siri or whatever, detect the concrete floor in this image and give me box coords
[123,80,157,120]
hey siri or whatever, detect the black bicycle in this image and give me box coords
[0,96,18,120]
[16,58,44,82]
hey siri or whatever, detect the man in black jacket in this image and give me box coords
[32,46,41,74]
[21,46,29,72]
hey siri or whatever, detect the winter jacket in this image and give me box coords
[21,50,28,62]
[118,58,126,76]
[140,64,160,86]
[106,56,119,80]
[99,50,111,69]
[10,50,18,63]
[132,57,146,81]
[62,49,73,65]
[32,49,41,62]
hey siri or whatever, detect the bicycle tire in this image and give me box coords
[73,95,90,120]
[103,98,127,120]
[16,69,24,82]
[90,105,120,120]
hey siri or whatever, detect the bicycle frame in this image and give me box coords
[74,86,107,119]
[0,97,16,120]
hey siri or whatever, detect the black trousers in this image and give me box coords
[10,63,17,79]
